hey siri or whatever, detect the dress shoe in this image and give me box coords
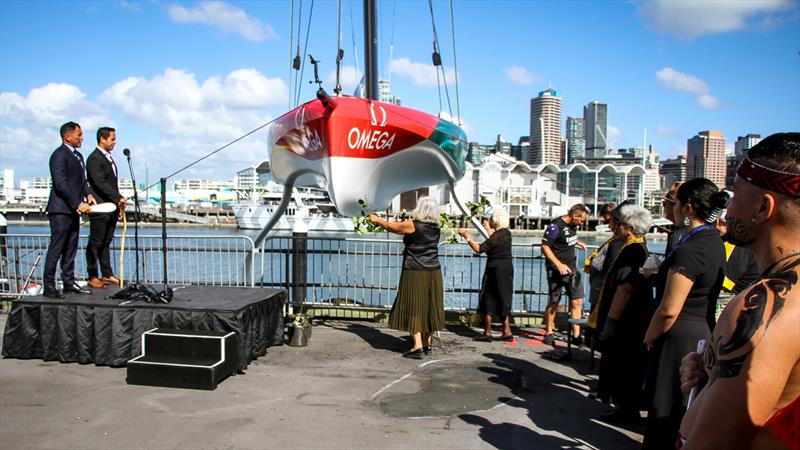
[402,348,424,359]
[101,275,120,285]
[87,278,105,289]
[63,284,92,295]
[43,289,65,299]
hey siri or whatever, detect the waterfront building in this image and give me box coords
[660,155,686,188]
[527,88,563,166]
[584,101,607,158]
[467,142,493,165]
[687,130,726,188]
[734,133,761,157]
[173,179,235,191]
[378,80,401,106]
[566,116,586,163]
[510,136,530,162]
[495,135,512,155]
[436,152,646,218]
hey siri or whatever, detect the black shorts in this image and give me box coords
[546,266,584,303]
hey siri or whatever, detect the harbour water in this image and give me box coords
[3,224,668,313]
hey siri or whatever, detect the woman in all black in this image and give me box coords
[458,210,514,341]
[642,178,729,449]
[368,196,444,359]
[588,204,654,422]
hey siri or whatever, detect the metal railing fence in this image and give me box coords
[1,232,593,314]
[255,236,590,313]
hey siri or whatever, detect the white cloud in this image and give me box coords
[656,67,722,110]
[324,65,363,93]
[168,1,276,42]
[655,67,708,95]
[1,84,114,178]
[607,125,623,148]
[657,123,681,138]
[637,0,793,40]
[504,65,541,86]
[388,57,457,87]
[119,0,141,12]
[1,83,111,131]
[696,94,722,110]
[100,68,288,139]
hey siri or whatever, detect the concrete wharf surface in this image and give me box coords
[1,316,643,449]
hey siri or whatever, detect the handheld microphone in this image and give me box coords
[123,148,131,157]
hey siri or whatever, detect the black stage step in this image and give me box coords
[126,328,238,390]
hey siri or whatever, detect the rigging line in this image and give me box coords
[389,0,396,83]
[427,0,452,117]
[334,0,343,94]
[293,0,304,108]
[295,0,316,107]
[449,0,461,125]
[348,2,361,96]
[144,109,294,191]
[289,0,295,110]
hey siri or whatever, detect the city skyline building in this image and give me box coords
[687,130,726,188]
[734,133,761,157]
[527,88,563,166]
[565,116,586,163]
[660,155,687,189]
[378,80,401,106]
[584,101,607,158]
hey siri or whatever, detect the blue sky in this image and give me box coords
[1,0,798,183]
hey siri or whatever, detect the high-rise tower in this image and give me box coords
[584,101,607,157]
[687,130,726,188]
[527,88,562,165]
[566,116,586,163]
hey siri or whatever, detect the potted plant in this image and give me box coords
[287,306,313,347]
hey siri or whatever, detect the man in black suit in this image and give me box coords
[86,127,126,288]
[43,121,96,298]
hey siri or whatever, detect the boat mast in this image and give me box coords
[364,0,378,100]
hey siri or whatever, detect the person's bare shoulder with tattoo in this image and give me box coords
[679,132,800,450]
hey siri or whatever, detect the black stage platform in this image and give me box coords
[1,286,286,370]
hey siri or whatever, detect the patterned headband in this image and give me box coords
[736,156,800,198]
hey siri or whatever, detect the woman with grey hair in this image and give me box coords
[458,209,514,341]
[368,196,444,359]
[587,203,654,423]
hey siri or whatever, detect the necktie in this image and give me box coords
[73,150,85,171]
[108,154,117,177]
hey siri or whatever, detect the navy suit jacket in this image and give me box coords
[87,148,122,204]
[46,144,93,215]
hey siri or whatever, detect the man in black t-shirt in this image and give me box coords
[541,204,590,346]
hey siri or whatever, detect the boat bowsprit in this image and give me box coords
[268,95,467,217]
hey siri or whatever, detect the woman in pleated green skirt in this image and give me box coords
[369,196,444,359]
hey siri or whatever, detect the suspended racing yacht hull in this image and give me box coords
[268,95,467,216]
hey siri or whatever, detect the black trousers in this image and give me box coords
[43,213,80,289]
[86,212,118,279]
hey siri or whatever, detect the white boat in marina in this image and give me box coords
[232,201,354,231]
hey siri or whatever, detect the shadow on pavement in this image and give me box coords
[328,322,409,353]
[460,352,642,449]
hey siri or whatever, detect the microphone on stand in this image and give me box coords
[110,147,160,303]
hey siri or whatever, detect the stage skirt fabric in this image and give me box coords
[388,268,444,334]
[1,287,285,371]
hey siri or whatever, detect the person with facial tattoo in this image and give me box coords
[678,133,800,450]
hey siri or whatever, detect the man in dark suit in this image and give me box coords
[86,127,126,288]
[43,122,96,298]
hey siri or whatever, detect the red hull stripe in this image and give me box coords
[271,97,441,161]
